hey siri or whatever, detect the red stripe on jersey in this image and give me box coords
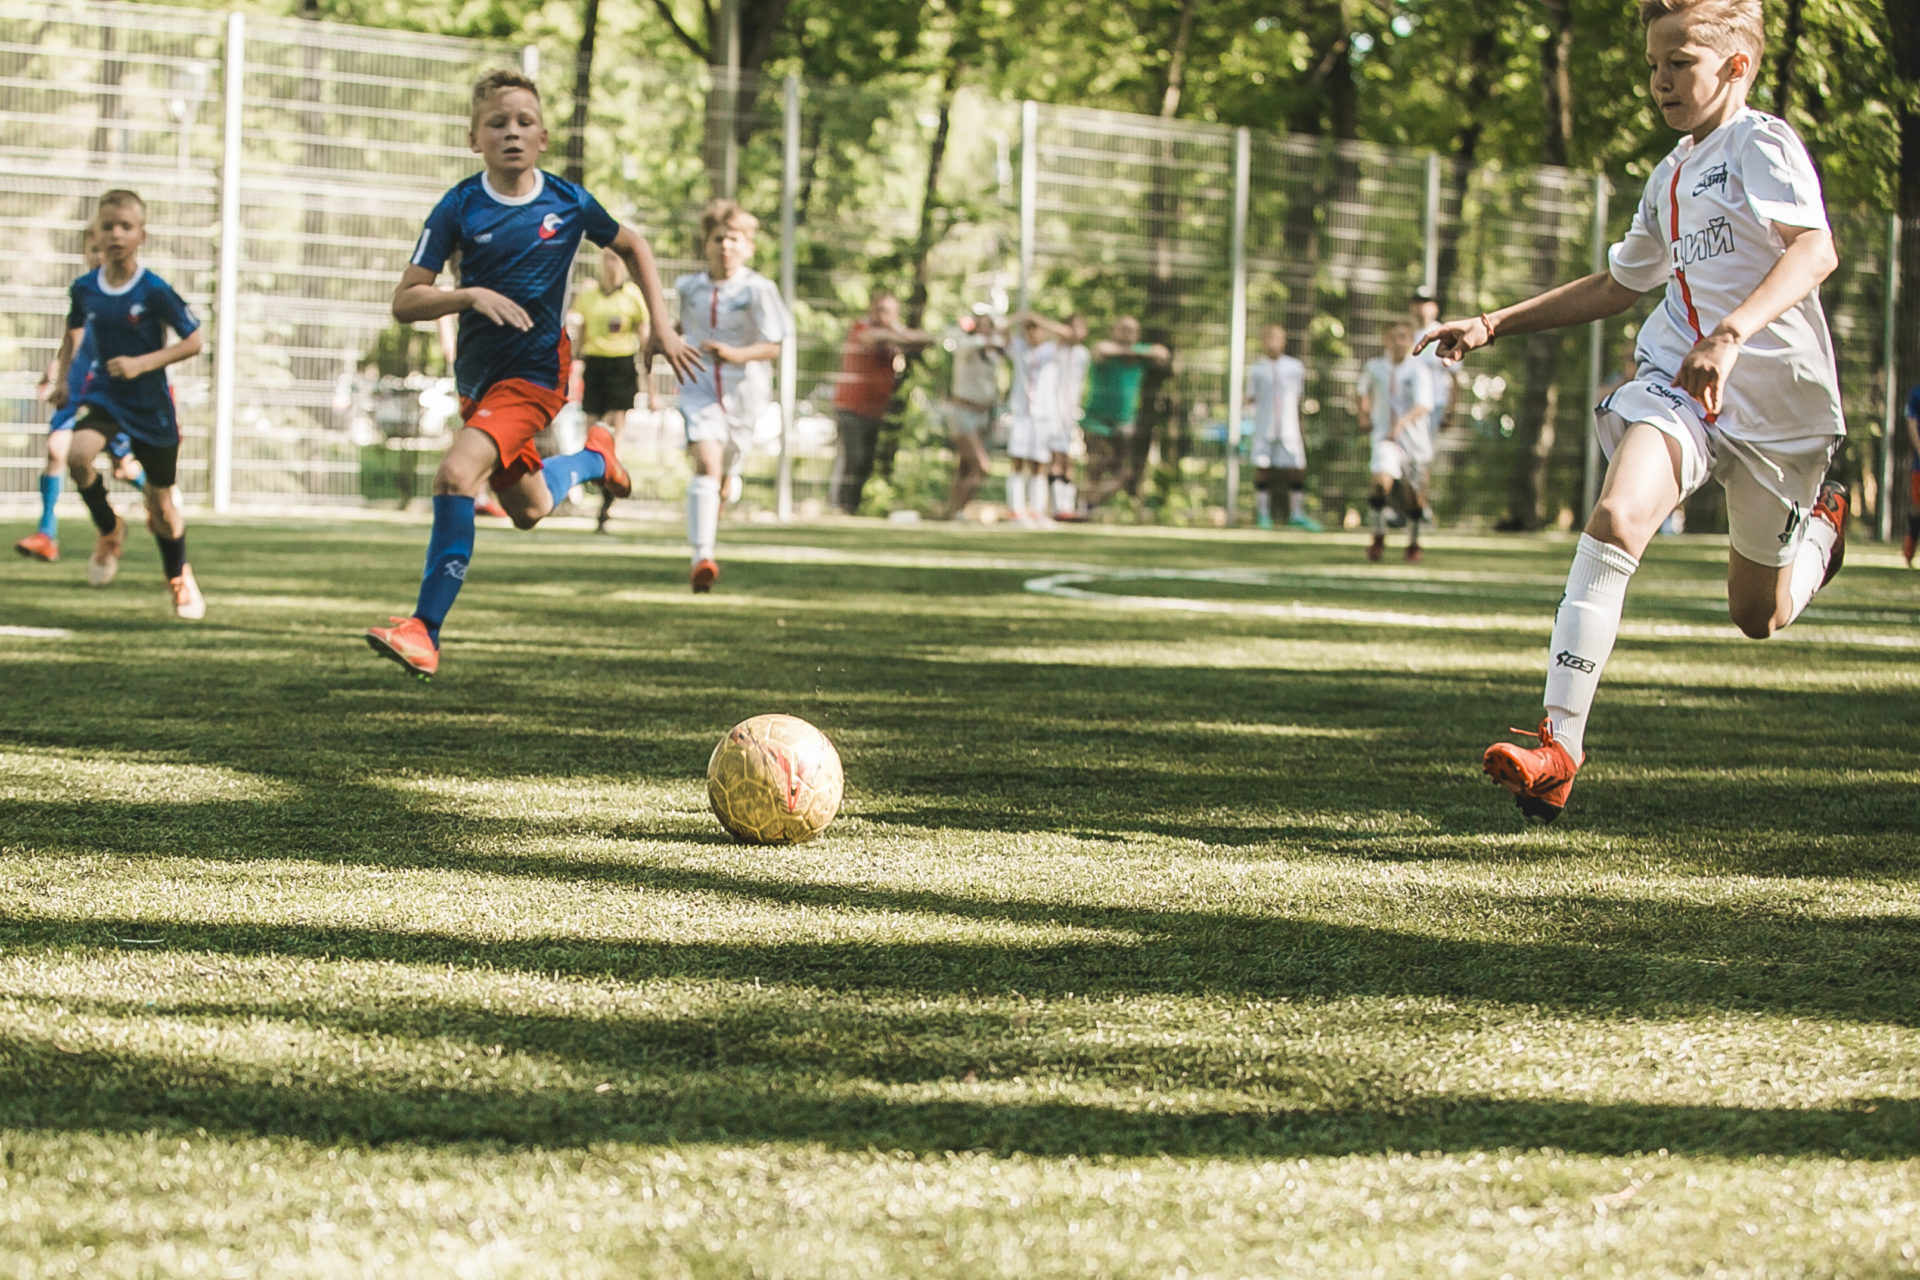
[1667,161,1706,344]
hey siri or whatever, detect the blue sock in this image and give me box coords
[38,474,61,538]
[540,448,607,507]
[413,494,475,645]
[127,468,146,492]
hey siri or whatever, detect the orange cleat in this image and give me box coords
[1366,534,1385,563]
[1404,542,1423,563]
[691,559,719,593]
[168,565,206,620]
[1809,480,1847,588]
[14,532,58,562]
[1483,718,1582,823]
[584,423,631,499]
[475,494,509,519]
[88,515,126,586]
[366,615,439,680]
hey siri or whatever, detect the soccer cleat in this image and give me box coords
[1404,542,1423,563]
[1809,480,1847,588]
[1255,513,1275,531]
[14,532,58,562]
[168,565,206,620]
[691,559,720,593]
[88,515,126,586]
[584,423,631,499]
[366,615,439,680]
[1366,533,1385,563]
[1483,718,1583,823]
[1903,532,1915,568]
[1286,514,1325,532]
[475,494,508,519]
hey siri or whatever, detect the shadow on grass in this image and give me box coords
[1,1018,1913,1160]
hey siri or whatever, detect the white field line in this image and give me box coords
[0,625,71,638]
[1022,570,1920,649]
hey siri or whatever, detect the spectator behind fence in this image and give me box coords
[830,290,932,514]
[1081,315,1170,512]
[942,311,1006,518]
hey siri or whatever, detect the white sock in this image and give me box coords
[688,474,720,563]
[1542,533,1640,761]
[1007,472,1028,518]
[1370,502,1387,535]
[1051,477,1076,513]
[1288,489,1307,521]
[1407,507,1422,546]
[1028,471,1051,517]
[1783,510,1839,626]
[1255,489,1272,522]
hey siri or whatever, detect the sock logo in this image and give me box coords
[1553,650,1596,674]
[443,561,467,581]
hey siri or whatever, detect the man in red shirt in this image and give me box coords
[830,290,932,513]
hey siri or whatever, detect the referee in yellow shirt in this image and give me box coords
[571,247,653,531]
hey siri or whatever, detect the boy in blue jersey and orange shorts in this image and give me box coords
[18,226,146,564]
[366,68,702,680]
[45,190,206,617]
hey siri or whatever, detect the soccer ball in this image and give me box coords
[706,714,844,844]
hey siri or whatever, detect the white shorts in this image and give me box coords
[1007,413,1056,464]
[1045,419,1077,458]
[1369,438,1429,491]
[1596,377,1838,569]
[946,402,991,438]
[682,400,756,473]
[1251,428,1305,472]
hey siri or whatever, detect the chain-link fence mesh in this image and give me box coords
[0,0,1906,534]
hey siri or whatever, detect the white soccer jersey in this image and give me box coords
[1360,355,1435,459]
[1247,354,1306,445]
[1056,343,1091,423]
[674,268,790,419]
[948,331,1003,406]
[1008,336,1063,425]
[1607,108,1844,443]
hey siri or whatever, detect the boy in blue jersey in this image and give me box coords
[47,190,206,617]
[18,229,146,564]
[365,69,702,680]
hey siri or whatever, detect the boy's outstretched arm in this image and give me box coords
[104,328,203,381]
[1675,223,1836,416]
[1416,272,1641,366]
[40,328,78,406]
[609,224,704,384]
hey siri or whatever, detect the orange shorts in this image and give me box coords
[461,378,565,493]
[1909,468,1919,507]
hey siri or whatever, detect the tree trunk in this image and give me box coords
[1539,0,1572,168]
[694,0,794,197]
[563,0,600,185]
[1888,4,1920,537]
[1132,0,1200,491]
[1431,24,1498,303]
[1773,0,1806,119]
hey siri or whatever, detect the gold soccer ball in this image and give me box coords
[706,714,844,844]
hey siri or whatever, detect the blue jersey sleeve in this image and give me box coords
[411,190,462,272]
[578,189,620,250]
[65,284,84,331]
[152,277,201,339]
[1908,385,1920,421]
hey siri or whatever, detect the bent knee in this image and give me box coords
[1727,601,1780,640]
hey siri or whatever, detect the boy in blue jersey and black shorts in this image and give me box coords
[45,190,206,617]
[365,68,702,680]
[18,226,146,564]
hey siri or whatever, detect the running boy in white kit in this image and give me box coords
[1420,0,1849,822]
[676,199,790,592]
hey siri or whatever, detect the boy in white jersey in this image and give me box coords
[1357,320,1435,562]
[942,312,1005,518]
[1420,0,1848,822]
[675,199,790,592]
[1245,322,1317,531]
[1005,313,1073,526]
[1048,314,1091,520]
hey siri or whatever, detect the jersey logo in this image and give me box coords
[1672,216,1736,269]
[1691,162,1730,197]
[128,303,146,322]
[474,232,495,244]
[537,212,563,241]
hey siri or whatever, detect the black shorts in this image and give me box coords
[74,408,178,488]
[581,355,639,418]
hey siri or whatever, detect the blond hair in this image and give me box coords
[699,198,759,244]
[95,188,145,223]
[470,68,541,124]
[1638,0,1764,65]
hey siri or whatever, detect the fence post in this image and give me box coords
[719,0,740,197]
[209,10,245,514]
[778,73,799,522]
[1017,100,1036,314]
[1582,172,1609,522]
[1225,127,1250,523]
[520,44,539,78]
[1422,152,1440,296]
[1882,212,1901,544]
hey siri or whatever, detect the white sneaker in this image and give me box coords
[87,515,126,586]
[169,565,206,620]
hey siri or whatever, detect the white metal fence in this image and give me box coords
[0,0,1906,533]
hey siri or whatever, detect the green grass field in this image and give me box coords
[2,515,1916,1278]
